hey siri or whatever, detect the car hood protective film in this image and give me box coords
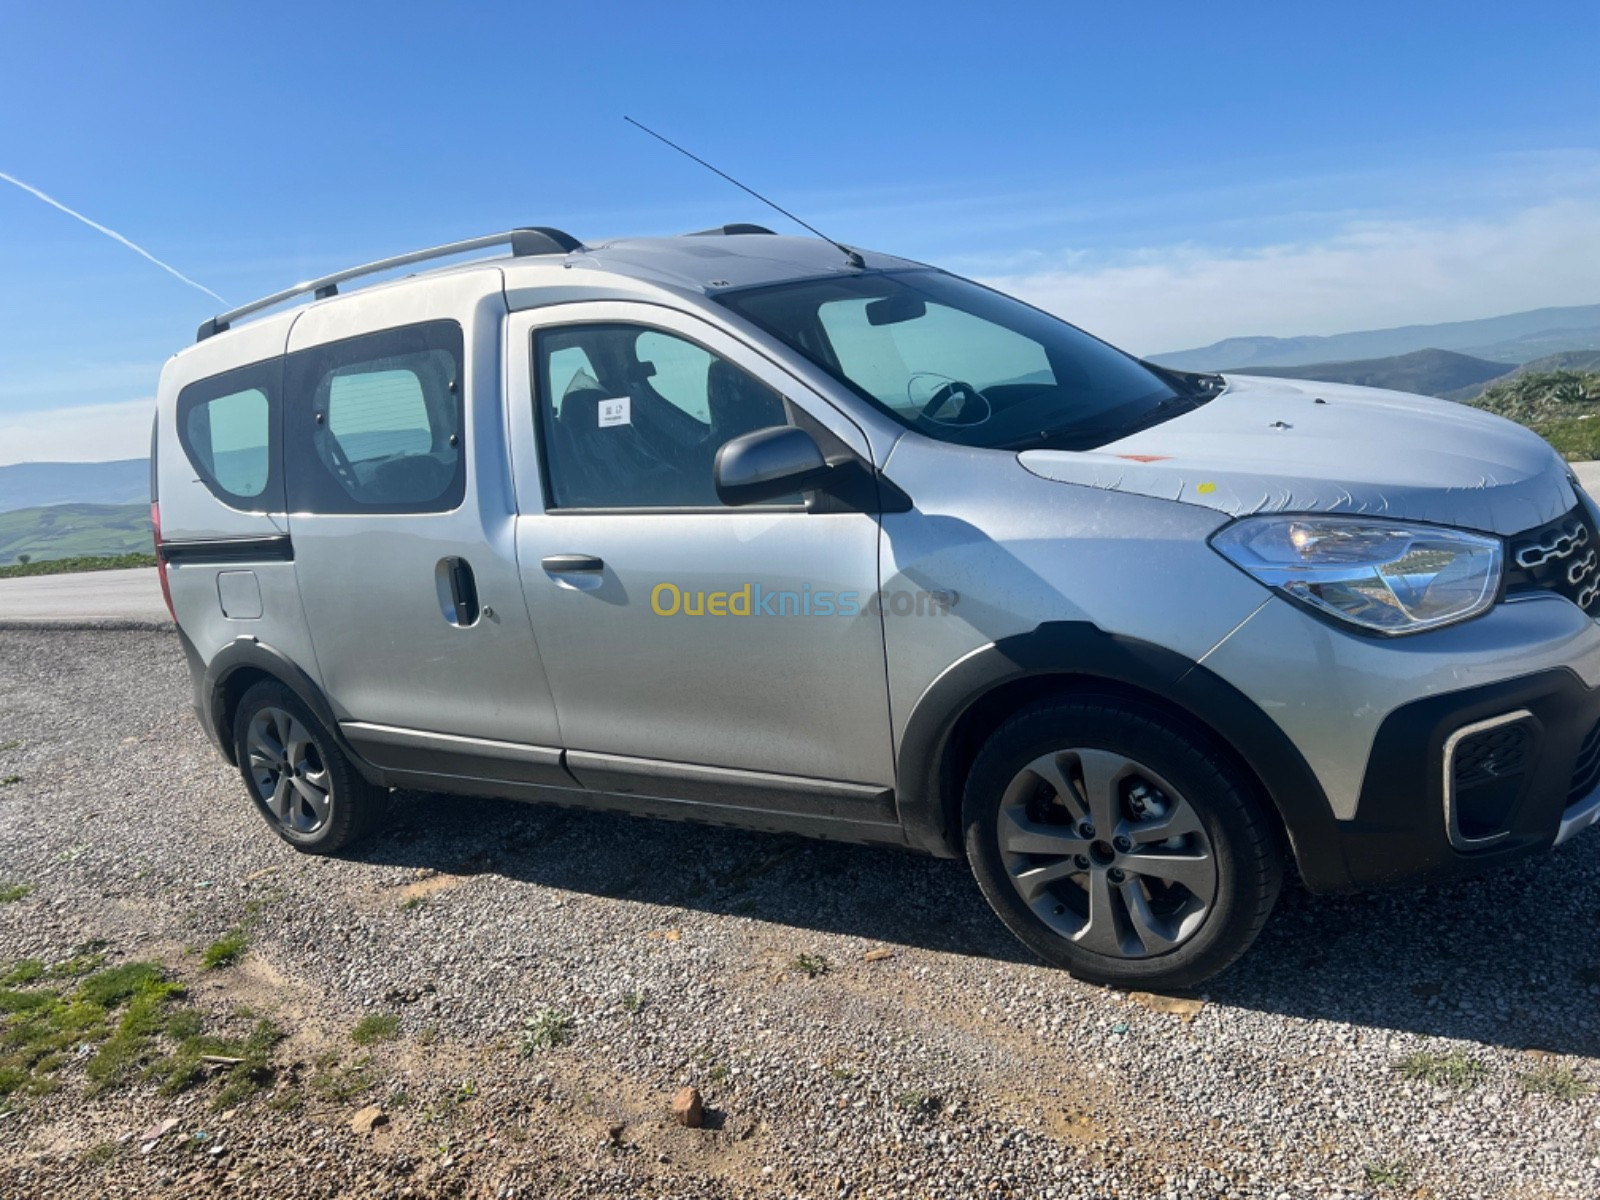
[1017,374,1577,536]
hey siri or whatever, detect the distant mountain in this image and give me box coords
[0,458,149,514]
[1225,348,1513,398]
[1443,350,1600,402]
[0,503,151,565]
[1152,302,1600,371]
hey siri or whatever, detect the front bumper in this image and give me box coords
[1201,590,1600,892]
[1324,666,1600,889]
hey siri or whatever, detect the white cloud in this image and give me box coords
[985,199,1600,356]
[0,398,153,466]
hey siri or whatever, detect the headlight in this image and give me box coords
[1211,516,1503,635]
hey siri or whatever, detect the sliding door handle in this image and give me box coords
[541,554,605,573]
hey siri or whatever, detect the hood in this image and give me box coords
[1017,374,1577,536]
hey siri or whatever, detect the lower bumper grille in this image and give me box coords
[1568,718,1600,807]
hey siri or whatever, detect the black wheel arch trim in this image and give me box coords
[200,636,380,784]
[893,620,1352,891]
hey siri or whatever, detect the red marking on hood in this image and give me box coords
[1116,454,1171,463]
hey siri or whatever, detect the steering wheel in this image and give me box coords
[917,379,991,427]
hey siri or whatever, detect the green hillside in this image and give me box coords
[0,503,152,566]
[1466,370,1600,460]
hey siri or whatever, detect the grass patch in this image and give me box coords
[0,885,33,904]
[519,1008,573,1055]
[0,776,21,788]
[351,1013,401,1045]
[401,895,427,912]
[789,954,830,978]
[1,961,43,986]
[1,957,282,1109]
[894,1088,941,1116]
[0,740,20,753]
[621,991,647,1013]
[1364,1159,1412,1188]
[1397,1049,1491,1091]
[1521,1063,1593,1101]
[0,552,157,579]
[310,1051,375,1102]
[200,928,249,970]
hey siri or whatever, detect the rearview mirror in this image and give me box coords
[714,426,828,506]
[866,293,926,326]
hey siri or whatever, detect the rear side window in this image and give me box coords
[175,359,283,510]
[286,321,465,514]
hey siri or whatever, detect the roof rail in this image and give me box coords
[196,226,583,342]
[685,223,777,237]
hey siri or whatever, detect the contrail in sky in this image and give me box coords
[0,169,228,305]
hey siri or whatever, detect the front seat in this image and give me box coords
[556,387,676,506]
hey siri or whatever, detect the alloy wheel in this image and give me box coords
[245,706,333,836]
[995,748,1217,958]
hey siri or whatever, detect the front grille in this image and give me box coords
[1506,506,1600,616]
[1569,719,1600,807]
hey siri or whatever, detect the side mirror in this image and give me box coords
[714,425,828,506]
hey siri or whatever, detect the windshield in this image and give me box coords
[718,270,1183,450]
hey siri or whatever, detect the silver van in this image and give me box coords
[152,225,1600,987]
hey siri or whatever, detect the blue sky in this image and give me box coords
[2,0,1598,463]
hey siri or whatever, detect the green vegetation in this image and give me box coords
[0,503,152,568]
[519,1007,573,1054]
[0,958,278,1110]
[200,928,249,970]
[0,552,157,578]
[1468,370,1600,459]
[309,1050,375,1101]
[0,884,33,904]
[351,1012,401,1045]
[789,953,830,978]
[1363,1159,1413,1189]
[1520,1062,1593,1101]
[1397,1049,1491,1091]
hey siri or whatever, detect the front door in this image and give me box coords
[284,307,564,784]
[507,302,896,821]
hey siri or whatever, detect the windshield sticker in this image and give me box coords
[598,397,631,428]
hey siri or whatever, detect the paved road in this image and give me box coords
[0,566,169,625]
[2,467,1599,627]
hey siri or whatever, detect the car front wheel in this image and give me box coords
[963,696,1282,989]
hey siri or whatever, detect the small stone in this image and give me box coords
[671,1086,704,1128]
[863,948,894,963]
[142,1117,179,1142]
[664,930,682,943]
[351,1105,388,1134]
[607,1121,626,1142]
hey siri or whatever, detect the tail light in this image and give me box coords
[151,502,177,623]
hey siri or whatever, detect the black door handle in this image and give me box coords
[446,557,480,625]
[541,554,605,573]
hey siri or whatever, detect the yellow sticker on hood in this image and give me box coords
[1196,482,1217,494]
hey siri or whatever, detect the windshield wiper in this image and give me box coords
[1003,393,1203,452]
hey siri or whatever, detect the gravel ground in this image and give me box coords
[1,628,1598,1199]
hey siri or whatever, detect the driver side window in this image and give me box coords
[535,323,793,510]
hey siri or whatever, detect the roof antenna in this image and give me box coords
[624,116,864,269]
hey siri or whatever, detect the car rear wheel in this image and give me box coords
[232,680,387,853]
[963,696,1282,988]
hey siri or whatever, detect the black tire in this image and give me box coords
[231,680,388,854]
[962,695,1282,989]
